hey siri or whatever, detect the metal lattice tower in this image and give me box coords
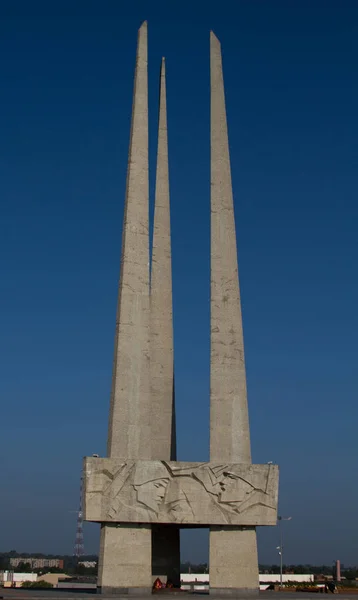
[73,474,84,558]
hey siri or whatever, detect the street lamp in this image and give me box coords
[276,516,292,588]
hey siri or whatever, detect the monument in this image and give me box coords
[83,22,279,596]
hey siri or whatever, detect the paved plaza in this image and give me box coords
[2,590,358,600]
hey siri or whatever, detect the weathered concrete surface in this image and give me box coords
[107,20,151,460]
[84,458,278,525]
[210,526,259,596]
[209,32,251,464]
[98,21,152,594]
[98,524,152,594]
[209,30,259,593]
[150,57,180,588]
[151,57,176,460]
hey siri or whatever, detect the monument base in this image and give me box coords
[98,524,152,592]
[209,527,259,593]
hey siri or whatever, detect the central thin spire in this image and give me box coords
[150,57,176,460]
[150,57,181,588]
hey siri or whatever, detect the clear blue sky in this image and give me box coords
[1,0,357,566]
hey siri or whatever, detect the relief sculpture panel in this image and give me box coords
[83,458,278,526]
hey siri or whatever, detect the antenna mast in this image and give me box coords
[73,474,84,559]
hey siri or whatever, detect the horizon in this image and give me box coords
[1,550,355,570]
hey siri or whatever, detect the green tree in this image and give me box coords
[16,562,32,573]
[342,569,358,580]
[22,581,53,589]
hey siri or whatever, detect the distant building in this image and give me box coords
[38,573,71,587]
[9,558,64,570]
[0,571,37,588]
[180,573,315,592]
[0,571,73,589]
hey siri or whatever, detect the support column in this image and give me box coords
[150,58,180,587]
[99,524,152,594]
[98,21,152,594]
[209,31,259,596]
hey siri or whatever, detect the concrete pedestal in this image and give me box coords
[209,527,259,595]
[98,524,152,594]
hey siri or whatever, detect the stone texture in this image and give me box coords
[209,527,259,596]
[209,30,250,464]
[98,524,152,594]
[107,20,151,460]
[150,57,176,460]
[83,458,278,525]
[98,22,152,593]
[209,30,259,593]
[150,58,180,586]
[210,527,259,595]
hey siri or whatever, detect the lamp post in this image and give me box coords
[276,516,292,588]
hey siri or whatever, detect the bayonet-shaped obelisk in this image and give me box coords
[151,58,175,461]
[98,21,152,594]
[209,31,259,594]
[150,58,181,587]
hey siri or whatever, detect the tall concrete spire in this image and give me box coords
[107,20,150,460]
[209,30,251,464]
[150,57,175,460]
[209,30,259,594]
[150,57,180,588]
[98,22,152,593]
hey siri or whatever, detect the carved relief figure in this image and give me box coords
[85,460,278,525]
[106,461,171,520]
[162,463,272,524]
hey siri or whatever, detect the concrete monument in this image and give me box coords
[83,22,279,596]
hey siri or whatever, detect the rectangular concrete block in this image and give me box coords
[83,458,278,526]
[209,527,259,593]
[98,524,152,593]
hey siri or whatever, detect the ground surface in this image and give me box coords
[1,591,357,600]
